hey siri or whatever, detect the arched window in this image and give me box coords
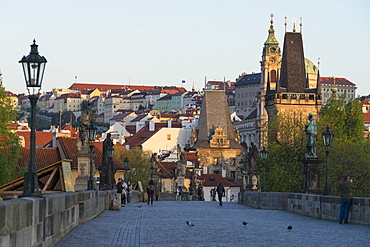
[271,70,277,84]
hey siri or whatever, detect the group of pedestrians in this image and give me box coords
[116,178,132,207]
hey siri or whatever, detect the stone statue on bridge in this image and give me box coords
[304,113,317,158]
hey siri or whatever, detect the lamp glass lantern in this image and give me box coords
[322,126,334,147]
[123,157,129,168]
[260,147,268,160]
[107,146,114,158]
[87,122,97,142]
[19,40,47,92]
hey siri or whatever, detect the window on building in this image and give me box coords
[167,134,171,140]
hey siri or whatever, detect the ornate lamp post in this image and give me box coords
[19,40,47,196]
[87,121,97,190]
[107,146,114,190]
[322,126,334,195]
[259,147,268,192]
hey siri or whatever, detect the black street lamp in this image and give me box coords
[322,126,334,195]
[107,146,114,190]
[19,40,47,196]
[259,147,268,192]
[87,121,97,190]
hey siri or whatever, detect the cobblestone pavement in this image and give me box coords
[54,201,370,247]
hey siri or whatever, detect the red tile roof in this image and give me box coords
[364,113,370,123]
[16,147,61,177]
[57,137,126,170]
[200,174,240,187]
[16,131,53,148]
[320,77,355,86]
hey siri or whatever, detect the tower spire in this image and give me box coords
[264,14,279,46]
[300,17,303,33]
[293,18,296,32]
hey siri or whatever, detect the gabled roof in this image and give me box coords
[110,112,133,121]
[234,73,261,86]
[200,174,240,187]
[319,77,356,86]
[245,108,258,120]
[54,93,81,101]
[364,113,370,123]
[57,137,126,170]
[18,147,61,172]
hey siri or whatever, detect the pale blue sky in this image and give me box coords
[0,0,369,95]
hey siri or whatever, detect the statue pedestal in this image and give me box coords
[177,176,185,188]
[301,158,322,194]
[75,151,96,191]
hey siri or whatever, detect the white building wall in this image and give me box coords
[141,128,192,154]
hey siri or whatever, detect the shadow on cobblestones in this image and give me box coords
[54,201,370,247]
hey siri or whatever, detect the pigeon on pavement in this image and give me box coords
[137,205,143,208]
[242,221,248,226]
[186,221,195,226]
[287,225,293,230]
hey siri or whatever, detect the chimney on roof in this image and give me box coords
[52,131,57,148]
[149,121,155,131]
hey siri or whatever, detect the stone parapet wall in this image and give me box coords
[0,191,111,247]
[239,192,370,225]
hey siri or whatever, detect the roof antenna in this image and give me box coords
[300,17,303,33]
[284,17,287,32]
[292,18,296,32]
[270,13,274,26]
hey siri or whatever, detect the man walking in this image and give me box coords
[216,182,225,206]
[338,175,356,224]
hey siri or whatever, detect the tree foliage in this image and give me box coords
[318,95,370,197]
[264,112,306,192]
[265,94,370,197]
[0,72,21,186]
[114,146,152,186]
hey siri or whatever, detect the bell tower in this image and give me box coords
[258,14,282,146]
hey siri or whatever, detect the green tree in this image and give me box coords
[0,72,21,186]
[318,95,370,197]
[265,112,306,192]
[114,146,152,187]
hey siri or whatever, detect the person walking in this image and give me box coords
[197,184,204,201]
[116,178,125,207]
[338,175,356,224]
[176,185,183,203]
[210,188,216,201]
[121,180,128,206]
[147,180,155,205]
[126,181,132,203]
[216,182,225,206]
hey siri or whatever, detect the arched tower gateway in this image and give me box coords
[265,18,322,122]
[258,14,282,146]
[193,90,243,175]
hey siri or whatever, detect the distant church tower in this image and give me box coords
[265,18,322,121]
[193,90,243,174]
[258,14,282,145]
